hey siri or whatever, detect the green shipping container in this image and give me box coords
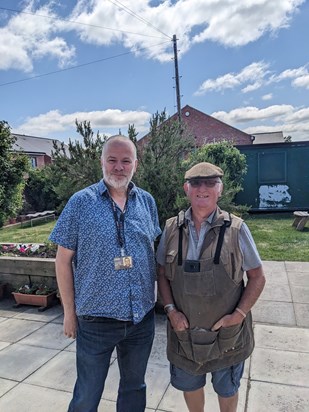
[235,141,309,211]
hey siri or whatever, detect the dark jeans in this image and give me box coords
[68,309,155,412]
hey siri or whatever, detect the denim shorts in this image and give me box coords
[170,361,244,397]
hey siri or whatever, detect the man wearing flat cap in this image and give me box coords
[157,162,265,412]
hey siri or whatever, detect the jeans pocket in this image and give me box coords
[218,323,244,354]
[80,315,96,322]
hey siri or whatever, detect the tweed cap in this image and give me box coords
[185,162,224,180]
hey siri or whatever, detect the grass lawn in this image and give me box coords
[0,213,308,261]
[0,221,56,244]
[245,213,309,262]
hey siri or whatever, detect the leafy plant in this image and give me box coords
[16,283,56,295]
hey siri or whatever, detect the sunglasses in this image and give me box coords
[188,179,221,188]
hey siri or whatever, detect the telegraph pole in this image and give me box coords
[173,34,182,124]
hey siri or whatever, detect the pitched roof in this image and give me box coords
[175,105,252,145]
[138,105,253,147]
[11,134,60,156]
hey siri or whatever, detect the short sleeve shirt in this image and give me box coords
[49,180,161,324]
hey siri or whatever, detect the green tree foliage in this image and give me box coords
[0,121,29,227]
[24,168,59,212]
[134,110,194,227]
[178,141,249,215]
[47,120,107,211]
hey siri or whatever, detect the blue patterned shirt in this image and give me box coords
[49,180,161,324]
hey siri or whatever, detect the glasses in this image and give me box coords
[188,179,221,188]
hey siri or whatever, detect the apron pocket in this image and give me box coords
[175,328,220,364]
[218,323,244,354]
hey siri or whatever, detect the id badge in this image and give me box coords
[114,256,133,270]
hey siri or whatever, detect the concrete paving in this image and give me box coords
[0,260,308,411]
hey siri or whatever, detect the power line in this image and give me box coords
[0,40,171,87]
[106,0,171,39]
[0,6,168,40]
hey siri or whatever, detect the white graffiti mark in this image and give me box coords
[259,185,291,208]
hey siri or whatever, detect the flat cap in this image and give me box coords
[185,162,224,180]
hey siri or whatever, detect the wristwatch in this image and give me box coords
[164,303,176,314]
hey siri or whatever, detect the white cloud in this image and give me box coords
[0,0,305,70]
[0,3,76,71]
[262,93,273,101]
[196,62,309,95]
[292,74,309,89]
[195,62,270,95]
[212,104,309,142]
[12,108,151,137]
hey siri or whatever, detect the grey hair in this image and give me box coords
[101,135,137,160]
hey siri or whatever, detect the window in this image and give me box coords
[30,157,37,168]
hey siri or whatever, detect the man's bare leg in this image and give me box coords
[183,388,205,412]
[218,392,238,412]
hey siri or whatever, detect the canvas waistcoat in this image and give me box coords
[164,207,254,374]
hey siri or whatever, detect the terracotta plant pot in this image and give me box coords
[12,291,57,308]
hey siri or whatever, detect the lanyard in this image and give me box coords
[110,198,127,254]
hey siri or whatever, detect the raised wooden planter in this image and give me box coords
[12,291,57,311]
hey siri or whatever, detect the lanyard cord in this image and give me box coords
[110,198,127,250]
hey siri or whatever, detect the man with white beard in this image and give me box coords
[49,135,161,412]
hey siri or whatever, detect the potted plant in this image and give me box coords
[12,283,57,311]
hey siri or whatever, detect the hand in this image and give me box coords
[211,311,244,331]
[168,310,189,331]
[63,311,77,339]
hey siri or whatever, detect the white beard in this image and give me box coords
[102,166,134,190]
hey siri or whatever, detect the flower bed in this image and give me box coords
[0,243,57,258]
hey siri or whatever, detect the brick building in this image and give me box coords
[138,105,253,148]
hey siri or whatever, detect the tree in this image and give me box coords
[0,121,29,227]
[24,167,59,212]
[134,110,194,227]
[47,120,108,211]
[178,141,249,215]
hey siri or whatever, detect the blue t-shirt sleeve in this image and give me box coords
[240,222,262,271]
[49,194,80,250]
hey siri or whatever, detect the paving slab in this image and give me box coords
[13,304,63,322]
[285,261,309,272]
[251,347,309,387]
[24,350,76,392]
[0,298,29,318]
[0,318,45,342]
[0,377,18,397]
[287,271,309,286]
[18,322,73,350]
[0,382,72,412]
[259,282,291,301]
[158,378,248,412]
[294,303,309,327]
[262,261,287,273]
[252,299,296,325]
[0,343,59,381]
[290,284,309,304]
[254,323,309,352]
[0,341,10,351]
[247,381,309,412]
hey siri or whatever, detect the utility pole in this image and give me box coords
[173,34,182,124]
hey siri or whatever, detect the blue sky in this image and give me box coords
[0,0,308,143]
